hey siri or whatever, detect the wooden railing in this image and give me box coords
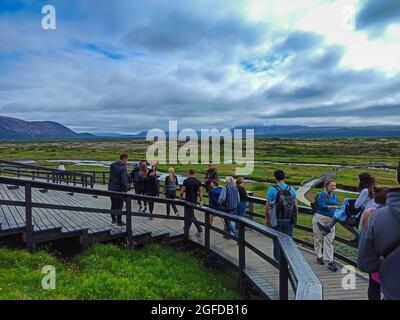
[44,166,360,266]
[0,176,322,300]
[0,160,94,188]
[245,195,358,266]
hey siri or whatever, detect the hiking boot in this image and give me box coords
[111,220,117,225]
[117,221,126,227]
[328,261,339,272]
[317,257,325,265]
[317,222,331,237]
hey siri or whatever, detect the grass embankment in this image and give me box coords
[0,244,240,300]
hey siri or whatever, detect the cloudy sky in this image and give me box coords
[0,0,399,133]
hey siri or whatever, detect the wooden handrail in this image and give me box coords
[0,176,322,300]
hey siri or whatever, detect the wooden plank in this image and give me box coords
[8,186,49,232]
[0,184,26,229]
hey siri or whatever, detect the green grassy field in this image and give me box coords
[1,138,398,190]
[0,244,240,300]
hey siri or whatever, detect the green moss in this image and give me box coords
[0,244,240,300]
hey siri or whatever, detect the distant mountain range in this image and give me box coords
[0,116,94,140]
[1,116,400,140]
[234,125,400,138]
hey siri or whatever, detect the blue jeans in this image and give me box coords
[273,220,294,262]
[237,202,247,217]
[223,209,238,237]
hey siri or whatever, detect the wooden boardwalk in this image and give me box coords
[0,182,368,300]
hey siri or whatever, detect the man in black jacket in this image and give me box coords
[108,153,130,226]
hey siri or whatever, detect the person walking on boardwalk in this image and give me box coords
[265,170,298,262]
[180,169,203,237]
[136,162,149,212]
[204,163,219,192]
[236,177,249,218]
[218,176,240,238]
[108,153,130,226]
[164,167,179,216]
[358,187,389,300]
[58,162,65,183]
[312,179,340,272]
[208,179,224,225]
[144,168,159,220]
[358,187,400,300]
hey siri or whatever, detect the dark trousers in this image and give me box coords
[165,190,178,215]
[110,196,124,223]
[185,207,202,233]
[273,220,294,262]
[148,201,154,214]
[135,187,147,208]
[368,275,381,300]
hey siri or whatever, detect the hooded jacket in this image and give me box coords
[357,188,400,299]
[108,160,129,192]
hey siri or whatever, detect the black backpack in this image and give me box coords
[274,185,296,220]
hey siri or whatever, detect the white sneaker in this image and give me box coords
[175,211,180,216]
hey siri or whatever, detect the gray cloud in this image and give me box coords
[0,1,399,133]
[356,0,400,37]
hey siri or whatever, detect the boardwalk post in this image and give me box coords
[125,196,133,248]
[24,182,35,253]
[184,204,190,240]
[91,172,95,188]
[204,211,211,266]
[279,245,289,300]
[102,172,106,185]
[238,221,248,297]
[247,191,254,220]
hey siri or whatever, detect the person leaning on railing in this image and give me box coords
[108,153,130,226]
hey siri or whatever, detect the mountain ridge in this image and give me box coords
[1,116,400,140]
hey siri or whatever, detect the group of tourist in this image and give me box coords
[311,171,400,300]
[107,153,400,300]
